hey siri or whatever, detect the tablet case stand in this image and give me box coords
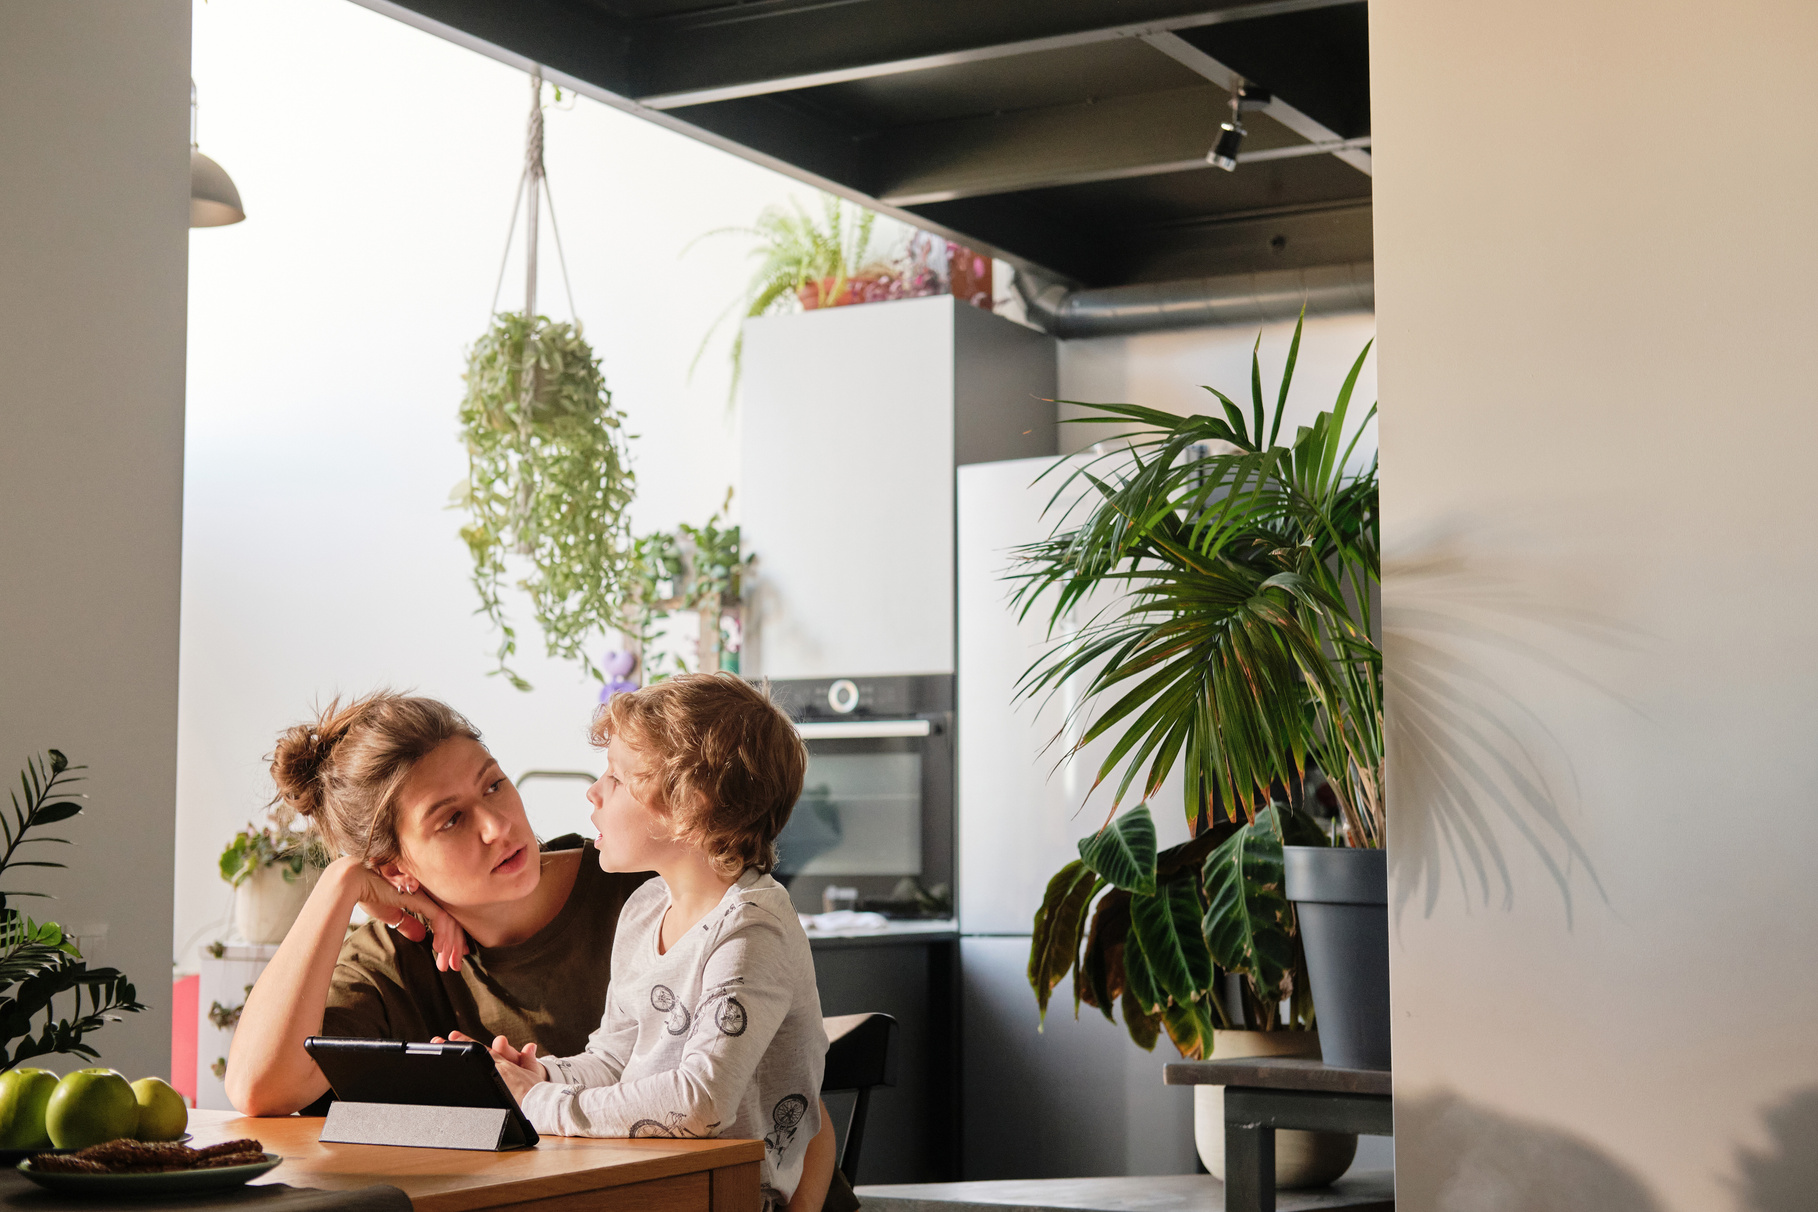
[321,1100,534,1151]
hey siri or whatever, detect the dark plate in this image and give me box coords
[16,1151,280,1197]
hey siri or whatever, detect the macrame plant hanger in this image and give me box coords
[484,66,581,552]
[488,66,578,325]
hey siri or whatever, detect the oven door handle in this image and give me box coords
[794,719,933,739]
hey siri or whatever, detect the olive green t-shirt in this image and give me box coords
[324,841,650,1052]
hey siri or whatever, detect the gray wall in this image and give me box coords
[961,938,1197,1180]
[0,2,189,1078]
[1374,2,1818,1209]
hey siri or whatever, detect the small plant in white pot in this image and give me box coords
[219,824,328,945]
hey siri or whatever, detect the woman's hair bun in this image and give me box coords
[268,700,363,820]
[265,690,480,865]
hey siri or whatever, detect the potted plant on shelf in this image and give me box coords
[1016,318,1382,1179]
[219,821,329,945]
[690,192,993,397]
[1031,798,1356,1186]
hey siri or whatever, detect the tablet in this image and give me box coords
[304,1037,539,1148]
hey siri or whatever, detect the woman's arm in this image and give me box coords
[226,857,468,1116]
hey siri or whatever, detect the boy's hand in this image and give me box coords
[494,1056,543,1104]
[439,1030,548,1083]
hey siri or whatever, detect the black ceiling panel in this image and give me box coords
[377,0,1374,288]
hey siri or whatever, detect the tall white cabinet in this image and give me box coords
[739,295,1056,679]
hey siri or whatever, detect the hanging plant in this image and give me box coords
[456,311,635,690]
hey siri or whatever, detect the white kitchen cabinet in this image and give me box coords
[740,295,1055,679]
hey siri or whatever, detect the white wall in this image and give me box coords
[0,2,190,1078]
[178,0,818,964]
[1058,312,1378,456]
[1374,2,1818,1209]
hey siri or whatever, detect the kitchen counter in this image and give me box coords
[805,919,958,949]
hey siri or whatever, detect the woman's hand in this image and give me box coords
[348,864,470,973]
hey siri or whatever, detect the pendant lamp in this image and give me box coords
[190,80,244,227]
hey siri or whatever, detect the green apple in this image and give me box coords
[45,1068,138,1149]
[130,1077,187,1142]
[0,1069,59,1149]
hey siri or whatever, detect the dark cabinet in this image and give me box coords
[811,931,959,1184]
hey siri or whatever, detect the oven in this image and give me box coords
[768,674,954,918]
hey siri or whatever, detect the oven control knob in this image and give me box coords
[827,679,859,714]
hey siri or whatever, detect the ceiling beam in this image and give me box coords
[875,85,1322,206]
[347,0,1068,281]
[1139,30,1371,175]
[633,0,1365,110]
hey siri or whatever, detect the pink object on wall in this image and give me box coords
[170,974,198,1107]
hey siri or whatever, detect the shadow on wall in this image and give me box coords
[1732,1087,1818,1211]
[1395,1090,1662,1212]
[1383,535,1649,926]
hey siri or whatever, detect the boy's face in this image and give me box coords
[588,734,676,872]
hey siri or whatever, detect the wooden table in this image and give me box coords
[190,1108,765,1212]
[1162,1059,1393,1212]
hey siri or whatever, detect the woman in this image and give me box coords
[227,691,845,1212]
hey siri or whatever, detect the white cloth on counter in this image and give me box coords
[798,910,890,933]
[522,870,825,1210]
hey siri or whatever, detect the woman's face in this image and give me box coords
[588,734,677,873]
[388,737,540,909]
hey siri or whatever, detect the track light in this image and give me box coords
[1207,81,1272,172]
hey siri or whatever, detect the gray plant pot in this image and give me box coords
[1284,845,1391,1071]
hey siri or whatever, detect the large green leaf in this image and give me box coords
[1118,977,1160,1051]
[1028,861,1101,1024]
[1128,875,1214,1011]
[1079,888,1131,1020]
[1201,806,1297,1004]
[1078,805,1157,895]
[1121,921,1163,1016]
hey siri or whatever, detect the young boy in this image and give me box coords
[486,673,823,1210]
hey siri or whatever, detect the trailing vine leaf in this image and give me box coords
[457,312,636,690]
[1201,806,1297,1008]
[1078,805,1157,895]
[1028,860,1101,1024]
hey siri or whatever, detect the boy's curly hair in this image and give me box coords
[591,673,806,877]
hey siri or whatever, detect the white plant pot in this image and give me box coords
[233,863,321,945]
[1194,1028,1357,1189]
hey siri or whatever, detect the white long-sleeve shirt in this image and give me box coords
[521,870,826,1207]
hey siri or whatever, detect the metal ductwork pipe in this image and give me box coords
[1014,261,1373,339]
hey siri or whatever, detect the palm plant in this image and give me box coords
[1020,319,1378,1056]
[1012,319,1381,845]
[0,750,143,1068]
